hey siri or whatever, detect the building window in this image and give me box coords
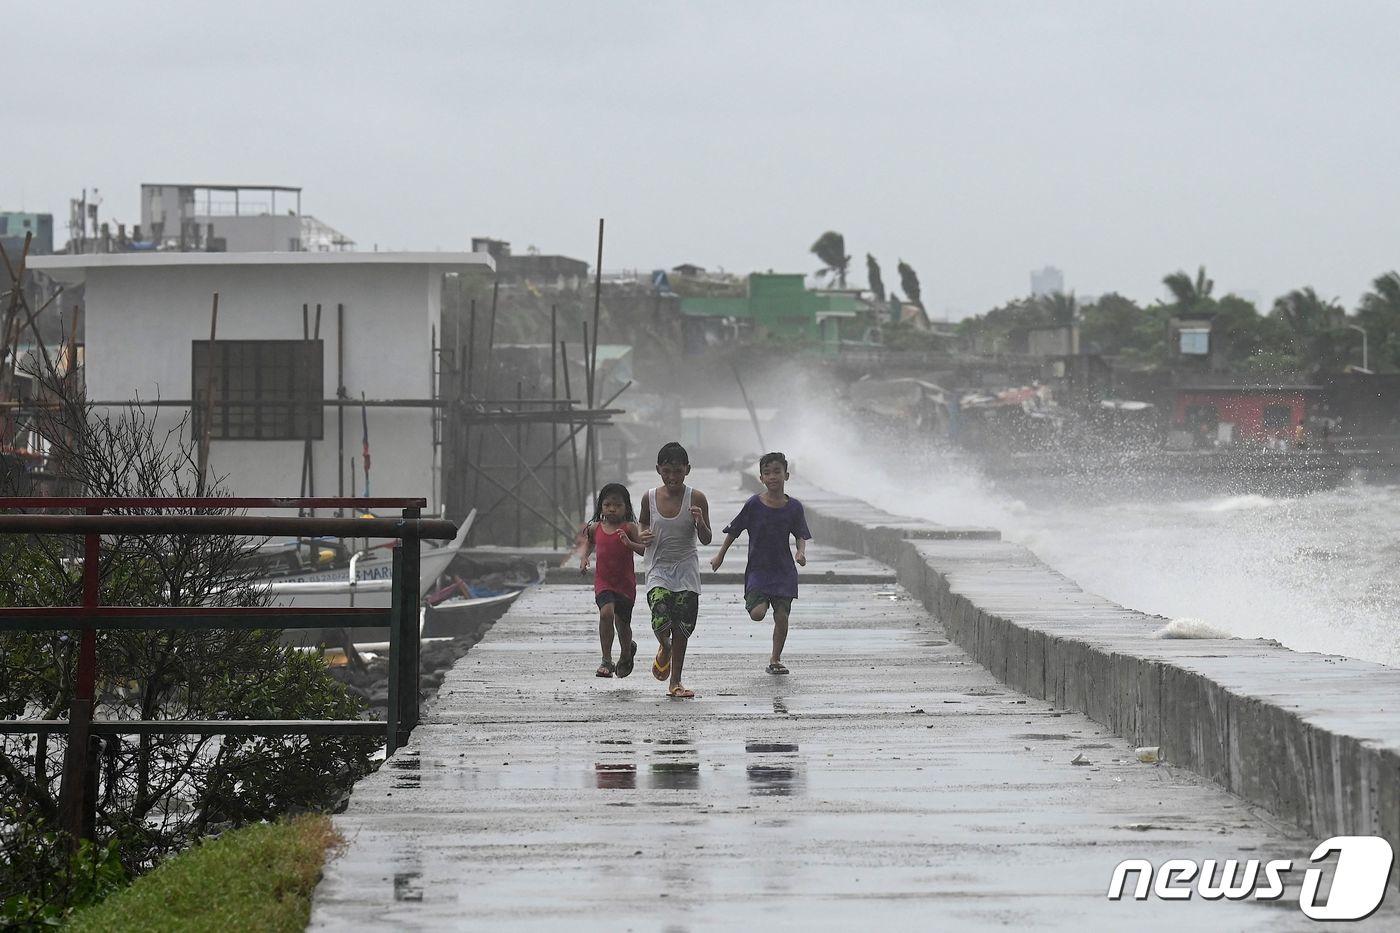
[1179,328,1210,355]
[192,340,323,440]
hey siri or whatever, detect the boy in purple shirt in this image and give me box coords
[710,452,811,674]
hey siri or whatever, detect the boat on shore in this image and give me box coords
[260,510,531,645]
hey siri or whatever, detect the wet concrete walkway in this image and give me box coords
[311,472,1345,931]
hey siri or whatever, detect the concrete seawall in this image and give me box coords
[757,474,1400,869]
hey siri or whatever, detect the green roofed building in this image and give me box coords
[680,273,863,352]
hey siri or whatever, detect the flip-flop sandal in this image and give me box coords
[595,660,615,678]
[651,646,670,681]
[616,640,638,678]
[765,662,789,675]
[668,684,695,699]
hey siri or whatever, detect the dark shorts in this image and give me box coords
[596,590,634,624]
[647,586,698,640]
[745,591,794,615]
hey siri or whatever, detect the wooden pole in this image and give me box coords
[561,340,584,525]
[337,303,345,504]
[196,293,219,490]
[550,305,558,549]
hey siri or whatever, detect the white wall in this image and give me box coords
[86,262,446,510]
[196,214,302,252]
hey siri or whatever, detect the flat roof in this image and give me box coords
[30,251,496,273]
[142,183,302,192]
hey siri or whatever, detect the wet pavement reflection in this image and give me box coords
[745,741,803,797]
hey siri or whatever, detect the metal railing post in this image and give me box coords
[386,545,403,755]
[396,508,421,748]
[59,506,101,846]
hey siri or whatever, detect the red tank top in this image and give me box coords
[592,523,637,601]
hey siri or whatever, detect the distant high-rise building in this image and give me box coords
[1030,266,1064,297]
[0,212,54,257]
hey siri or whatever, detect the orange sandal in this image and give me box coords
[668,684,695,699]
[651,646,670,681]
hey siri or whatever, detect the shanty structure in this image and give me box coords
[30,251,494,513]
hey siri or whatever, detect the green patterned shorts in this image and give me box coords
[647,586,698,639]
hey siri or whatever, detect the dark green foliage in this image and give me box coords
[0,369,377,927]
[1357,272,1400,371]
[810,232,850,288]
[1039,291,1078,326]
[1162,265,1215,309]
[1270,287,1348,373]
[0,822,126,928]
[865,254,886,303]
[896,260,923,310]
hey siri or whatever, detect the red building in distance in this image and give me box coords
[1173,385,1318,446]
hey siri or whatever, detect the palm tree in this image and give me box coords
[1358,271,1400,371]
[897,259,924,311]
[866,253,886,302]
[810,232,850,288]
[1271,287,1345,371]
[1038,291,1078,326]
[1162,266,1214,309]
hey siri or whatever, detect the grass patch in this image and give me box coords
[66,815,342,933]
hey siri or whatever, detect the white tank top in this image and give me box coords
[645,485,701,594]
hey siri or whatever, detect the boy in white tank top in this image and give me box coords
[638,441,712,699]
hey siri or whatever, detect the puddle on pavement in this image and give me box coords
[649,761,701,790]
[594,762,637,790]
[745,741,804,797]
[393,871,423,902]
[389,755,422,788]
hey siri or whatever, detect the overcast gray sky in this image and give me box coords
[11,1,1400,318]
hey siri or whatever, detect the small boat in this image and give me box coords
[263,508,477,598]
[265,510,525,645]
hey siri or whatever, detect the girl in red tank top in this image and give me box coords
[581,483,646,678]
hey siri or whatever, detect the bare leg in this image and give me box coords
[771,604,790,665]
[615,611,634,663]
[669,627,689,691]
[749,599,768,622]
[598,602,615,662]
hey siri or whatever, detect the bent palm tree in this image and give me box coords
[866,253,886,302]
[1359,271,1400,370]
[1272,287,1345,372]
[810,232,850,288]
[1163,266,1214,310]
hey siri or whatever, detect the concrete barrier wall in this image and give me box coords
[750,474,1400,866]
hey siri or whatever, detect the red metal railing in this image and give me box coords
[0,496,455,844]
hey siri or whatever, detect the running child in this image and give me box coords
[710,452,811,675]
[580,483,646,678]
[639,442,712,699]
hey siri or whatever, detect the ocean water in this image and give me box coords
[786,412,1400,668]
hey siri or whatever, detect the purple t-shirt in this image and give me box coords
[722,494,812,598]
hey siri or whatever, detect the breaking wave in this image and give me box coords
[780,405,1400,668]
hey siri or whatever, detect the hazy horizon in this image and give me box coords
[11,1,1400,319]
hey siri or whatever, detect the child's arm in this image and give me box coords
[622,522,647,556]
[710,531,739,572]
[690,489,713,546]
[579,523,595,574]
[638,493,654,546]
[793,501,811,567]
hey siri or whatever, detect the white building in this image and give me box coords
[31,251,494,512]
